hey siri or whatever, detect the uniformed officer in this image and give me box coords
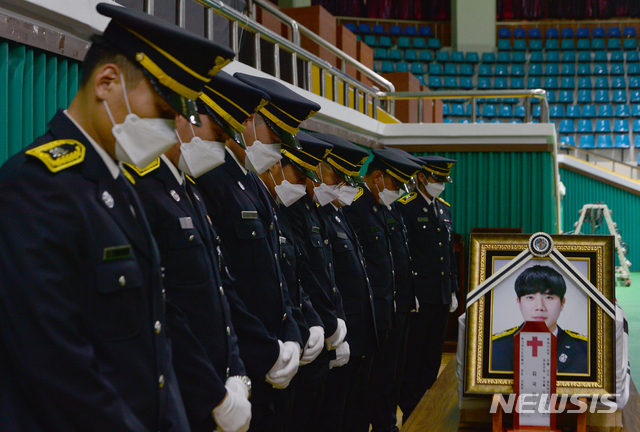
[0,3,233,431]
[491,265,588,374]
[342,147,421,432]
[397,155,459,420]
[123,70,265,432]
[310,133,378,432]
[259,131,338,432]
[197,72,321,431]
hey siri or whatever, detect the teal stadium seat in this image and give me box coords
[546,51,560,63]
[545,39,559,50]
[593,63,608,75]
[616,104,630,117]
[481,52,496,63]
[577,64,591,76]
[560,136,575,147]
[530,51,544,63]
[381,61,394,73]
[633,119,640,133]
[364,35,377,47]
[478,64,493,76]
[544,77,559,90]
[495,64,509,76]
[411,62,424,75]
[594,90,609,103]
[558,90,573,103]
[631,91,640,103]
[389,49,402,61]
[579,135,595,148]
[560,77,575,90]
[413,38,427,49]
[567,105,581,118]
[460,64,474,76]
[427,38,442,50]
[614,119,629,132]
[395,62,409,72]
[444,63,458,75]
[598,104,614,117]
[544,64,560,76]
[436,51,450,63]
[477,77,492,89]
[549,105,565,118]
[597,135,613,148]
[451,51,464,62]
[607,39,622,50]
[577,90,592,103]
[612,77,625,89]
[514,40,527,51]
[596,119,611,132]
[460,77,473,89]
[494,77,508,89]
[527,77,542,88]
[559,119,575,133]
[582,104,597,117]
[398,37,411,49]
[627,51,640,63]
[624,37,638,50]
[576,39,591,50]
[593,51,608,62]
[497,52,511,63]
[577,119,593,132]
[451,104,465,116]
[429,63,443,75]
[511,64,525,76]
[562,51,576,62]
[578,77,593,90]
[498,105,513,117]
[374,48,388,59]
[610,51,625,62]
[514,106,525,117]
[628,64,640,76]
[498,39,511,51]
[428,75,442,88]
[465,52,479,63]
[613,91,627,103]
[510,77,525,89]
[615,135,630,148]
[592,38,605,50]
[630,77,640,89]
[529,39,543,50]
[560,39,575,50]
[512,52,526,63]
[610,63,624,76]
[529,63,543,76]
[632,105,640,117]
[404,49,417,61]
[577,52,591,63]
[418,50,433,62]
[561,63,575,76]
[379,36,392,48]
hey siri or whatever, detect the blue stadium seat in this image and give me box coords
[607,39,622,50]
[628,64,640,75]
[608,27,622,37]
[494,77,508,89]
[559,119,575,133]
[633,105,640,117]
[611,77,625,89]
[514,28,526,38]
[560,39,575,50]
[510,77,525,89]
[404,26,417,36]
[577,119,593,132]
[529,28,542,38]
[498,28,511,38]
[610,63,625,76]
[451,104,465,116]
[560,63,575,76]
[529,63,543,76]
[594,77,609,89]
[546,51,560,63]
[615,134,630,148]
[560,135,575,147]
[509,119,523,124]
[630,77,640,89]
[358,24,371,34]
[634,119,640,133]
[624,39,639,50]
[498,105,513,117]
[529,40,543,51]
[459,64,473,76]
[577,51,591,63]
[451,51,464,63]
[547,90,557,103]
[576,27,590,38]
[442,104,451,116]
[582,104,597,117]
[390,25,402,35]
[482,104,497,117]
[527,77,542,88]
[344,23,357,33]
[546,28,559,39]
[428,75,442,89]
[444,63,458,75]
[545,39,559,50]
[417,74,426,86]
[532,105,541,118]
[514,106,526,117]
[593,63,608,75]
[398,36,411,49]
[495,64,509,76]
[497,52,511,63]
[395,62,409,72]
[460,77,473,89]
[560,77,575,90]
[429,63,443,75]
[418,50,433,62]
[477,77,492,89]
[389,49,402,60]
[593,27,606,37]
[379,36,393,47]
[628,51,640,63]
[598,104,614,117]
[579,135,595,148]
[411,62,424,75]
[419,26,433,37]
[465,52,479,63]
[594,90,610,103]
[558,90,573,103]
[529,51,544,63]
[597,135,613,148]
[560,28,574,38]
[612,90,627,104]
[404,49,418,61]
[616,104,630,117]
[592,38,606,50]
[577,90,592,103]
[544,77,559,90]
[443,76,458,88]
[596,119,611,132]
[631,91,640,103]
[372,24,385,35]
[624,27,637,37]
[614,119,629,133]
[610,51,625,62]
[374,48,388,59]
[514,40,527,51]
[549,105,565,118]
[561,51,576,62]
[498,39,511,51]
[544,64,560,76]
[413,37,427,49]
[633,135,640,148]
[577,64,592,76]
[512,51,526,63]
[576,39,591,50]
[427,38,442,50]
[594,50,608,62]
[511,64,525,76]
[458,119,470,124]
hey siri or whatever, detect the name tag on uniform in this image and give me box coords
[386,218,396,225]
[417,217,429,222]
[337,232,348,239]
[179,217,194,229]
[311,226,320,233]
[241,211,258,220]
[370,226,381,233]
[103,245,132,261]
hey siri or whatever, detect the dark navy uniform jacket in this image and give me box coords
[388,204,416,317]
[343,186,396,334]
[491,325,589,374]
[318,204,378,357]
[196,150,302,401]
[125,157,245,431]
[397,192,458,305]
[281,196,344,338]
[0,110,188,432]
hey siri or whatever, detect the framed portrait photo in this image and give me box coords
[464,233,616,397]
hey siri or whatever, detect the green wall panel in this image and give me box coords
[560,167,640,268]
[0,39,81,165]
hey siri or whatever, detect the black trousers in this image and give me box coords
[399,303,450,420]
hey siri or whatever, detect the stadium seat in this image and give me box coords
[481,52,496,63]
[634,135,640,148]
[460,77,474,89]
[615,134,630,148]
[494,77,508,89]
[532,105,541,117]
[544,64,560,76]
[495,64,509,76]
[451,104,465,116]
[611,51,625,62]
[413,37,427,49]
[451,51,464,63]
[498,105,513,117]
[576,39,591,50]
[398,36,411,49]
[443,76,458,88]
[560,63,575,76]
[429,63,443,75]
[633,105,640,117]
[498,27,511,38]
[511,64,525,76]
[625,39,639,50]
[559,119,575,133]
[577,119,593,132]
[577,64,591,76]
[628,64,640,75]
[389,49,402,60]
[529,63,543,76]
[582,104,597,117]
[634,119,640,133]
[597,135,613,148]
[478,64,493,76]
[443,63,457,75]
[577,51,591,63]
[593,63,608,75]
[482,104,497,117]
[514,106,526,117]
[544,77,559,89]
[593,27,605,37]
[592,39,606,50]
[514,40,527,51]
[593,51,608,62]
[529,40,543,51]
[427,38,442,50]
[627,51,640,63]
[579,135,595,148]
[596,119,611,132]
[612,90,627,104]
[608,27,622,37]
[389,25,402,35]
[428,75,442,89]
[560,39,574,50]
[418,50,433,62]
[594,77,609,89]
[598,104,614,117]
[379,36,392,47]
[594,90,610,103]
[358,24,371,34]
[380,61,395,73]
[498,39,511,51]
[558,90,573,103]
[465,52,479,63]
[631,91,640,103]
[344,23,357,33]
[511,77,525,89]
[611,77,625,89]
[477,77,492,89]
[512,51,526,63]
[610,63,625,76]
[561,51,576,62]
[576,27,590,38]
[374,48,388,59]
[630,77,640,89]
[514,28,526,38]
[549,105,565,118]
[616,104,630,117]
[566,105,581,118]
[395,62,409,72]
[530,51,544,63]
[546,51,560,63]
[442,104,451,116]
[560,135,575,147]
[419,26,433,37]
[545,39,559,50]
[527,77,542,88]
[411,62,424,75]
[404,49,417,61]
[363,35,378,47]
[460,64,473,76]
[416,74,426,86]
[624,27,637,37]
[529,28,542,38]
[607,39,622,50]
[577,90,592,103]
[560,77,575,90]
[614,119,629,133]
[547,90,557,103]
[497,52,511,63]
[546,28,559,39]
[372,24,385,35]
[560,28,574,38]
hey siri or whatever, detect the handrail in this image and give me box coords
[560,145,640,178]
[250,0,395,94]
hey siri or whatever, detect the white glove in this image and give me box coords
[329,341,350,369]
[265,340,300,389]
[300,326,324,365]
[212,377,252,432]
[449,292,458,313]
[325,318,347,350]
[411,296,420,313]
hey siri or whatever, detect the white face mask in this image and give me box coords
[337,184,359,207]
[312,165,340,206]
[270,163,306,207]
[177,123,226,177]
[104,74,177,168]
[244,117,282,174]
[425,181,446,199]
[376,173,403,207]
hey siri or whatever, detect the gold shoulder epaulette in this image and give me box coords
[123,158,161,177]
[353,186,364,202]
[437,197,451,207]
[25,139,85,173]
[398,192,417,205]
[185,174,196,185]
[565,329,588,341]
[492,326,519,341]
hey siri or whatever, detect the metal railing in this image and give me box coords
[560,144,640,180]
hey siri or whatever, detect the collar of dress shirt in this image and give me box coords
[160,154,184,185]
[417,186,433,205]
[226,146,248,176]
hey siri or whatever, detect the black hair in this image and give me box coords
[514,265,567,300]
[366,157,385,176]
[80,34,144,89]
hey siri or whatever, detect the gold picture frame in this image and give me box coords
[464,233,616,396]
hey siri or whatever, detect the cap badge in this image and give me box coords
[559,353,568,363]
